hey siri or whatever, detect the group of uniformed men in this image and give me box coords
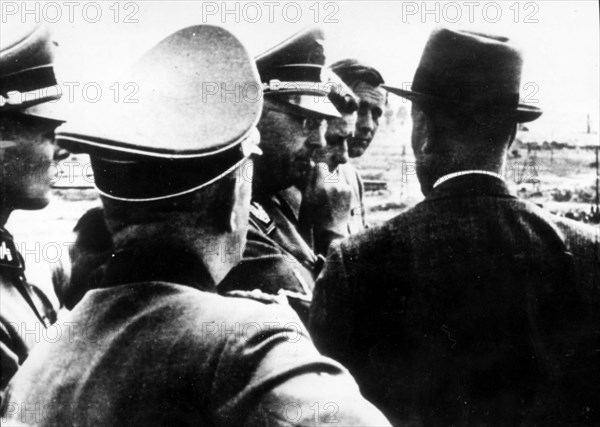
[1,21,598,426]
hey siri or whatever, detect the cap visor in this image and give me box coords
[21,99,66,123]
[288,94,342,118]
[515,104,543,123]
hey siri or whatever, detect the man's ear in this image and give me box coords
[420,113,435,155]
[227,159,253,233]
[215,177,238,233]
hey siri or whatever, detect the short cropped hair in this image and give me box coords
[330,59,385,87]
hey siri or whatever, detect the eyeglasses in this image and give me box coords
[302,116,327,135]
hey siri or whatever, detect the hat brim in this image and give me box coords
[382,85,542,123]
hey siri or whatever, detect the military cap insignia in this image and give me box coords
[255,26,342,119]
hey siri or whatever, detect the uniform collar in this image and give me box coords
[426,172,514,201]
[100,241,216,292]
[433,170,505,189]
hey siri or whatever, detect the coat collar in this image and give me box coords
[100,240,216,293]
[425,173,516,202]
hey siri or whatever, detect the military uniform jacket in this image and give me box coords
[1,241,389,426]
[310,174,600,425]
[221,194,323,324]
[0,227,55,395]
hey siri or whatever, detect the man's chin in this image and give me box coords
[348,146,366,158]
[17,195,51,210]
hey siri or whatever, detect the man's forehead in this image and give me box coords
[327,113,356,133]
[349,81,385,107]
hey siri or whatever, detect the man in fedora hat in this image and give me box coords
[1,22,65,395]
[310,27,599,425]
[1,25,389,426]
[220,27,357,323]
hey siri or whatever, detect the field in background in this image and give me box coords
[6,119,599,304]
[355,121,600,227]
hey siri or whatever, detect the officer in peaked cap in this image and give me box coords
[3,25,390,426]
[256,25,342,119]
[219,27,356,324]
[1,22,65,396]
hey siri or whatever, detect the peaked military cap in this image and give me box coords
[383,27,542,123]
[55,25,263,202]
[0,22,63,121]
[256,27,342,119]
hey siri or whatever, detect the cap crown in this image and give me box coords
[256,26,341,119]
[0,23,62,117]
[57,25,263,158]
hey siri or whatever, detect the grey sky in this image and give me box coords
[4,1,596,141]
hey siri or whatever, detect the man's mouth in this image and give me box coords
[350,136,370,148]
[292,156,315,178]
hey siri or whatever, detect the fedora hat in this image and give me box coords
[383,27,542,123]
[256,26,343,119]
[56,25,263,201]
[0,23,63,122]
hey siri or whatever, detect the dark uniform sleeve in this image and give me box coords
[221,225,316,325]
[308,242,357,371]
[211,301,390,426]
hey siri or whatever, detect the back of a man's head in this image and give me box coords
[53,25,262,283]
[100,159,242,238]
[409,103,516,193]
[420,103,517,149]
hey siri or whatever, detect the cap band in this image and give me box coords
[0,86,61,110]
[0,65,57,93]
[94,128,261,202]
[262,79,337,96]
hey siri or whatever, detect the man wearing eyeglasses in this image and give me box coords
[220,27,354,323]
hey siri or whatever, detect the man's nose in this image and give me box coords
[333,140,349,168]
[358,112,374,134]
[306,123,327,150]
